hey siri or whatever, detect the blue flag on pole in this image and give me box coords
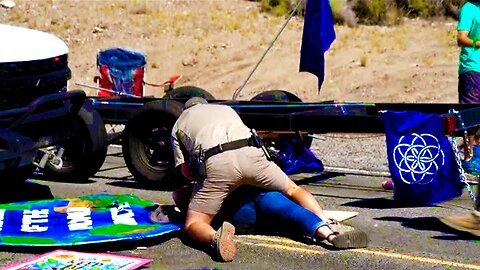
[299,0,336,92]
[383,111,464,205]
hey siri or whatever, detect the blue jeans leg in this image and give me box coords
[213,186,259,234]
[256,191,325,239]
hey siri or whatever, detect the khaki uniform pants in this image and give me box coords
[189,146,290,215]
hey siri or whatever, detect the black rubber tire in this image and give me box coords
[122,100,184,184]
[250,90,303,102]
[42,102,108,182]
[162,85,215,101]
[250,90,313,148]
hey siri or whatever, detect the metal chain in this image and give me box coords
[449,109,477,204]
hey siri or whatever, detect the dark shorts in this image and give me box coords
[459,72,480,104]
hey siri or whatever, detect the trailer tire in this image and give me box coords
[251,90,313,148]
[251,90,303,102]
[163,85,215,101]
[122,100,184,184]
[42,103,107,182]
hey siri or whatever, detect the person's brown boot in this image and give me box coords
[212,222,236,262]
[440,211,480,237]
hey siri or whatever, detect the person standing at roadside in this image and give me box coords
[457,1,480,173]
[457,0,480,104]
[440,2,480,237]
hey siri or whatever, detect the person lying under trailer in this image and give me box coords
[167,97,368,262]
[151,184,369,259]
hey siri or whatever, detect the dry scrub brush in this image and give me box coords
[252,0,465,26]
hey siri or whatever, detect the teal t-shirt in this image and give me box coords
[458,1,480,74]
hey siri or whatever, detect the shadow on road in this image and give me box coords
[375,216,479,241]
[0,180,54,204]
[106,178,188,192]
[32,172,96,184]
[291,171,344,185]
[97,165,128,173]
[342,197,433,209]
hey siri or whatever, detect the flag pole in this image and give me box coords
[232,0,306,100]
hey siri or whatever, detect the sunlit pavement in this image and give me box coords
[0,146,478,269]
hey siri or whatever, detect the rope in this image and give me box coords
[310,133,480,185]
[308,133,386,140]
[232,0,305,100]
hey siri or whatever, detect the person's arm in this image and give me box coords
[172,183,194,212]
[172,122,192,179]
[457,4,476,48]
[458,30,479,48]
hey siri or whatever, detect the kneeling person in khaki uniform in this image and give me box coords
[171,97,367,262]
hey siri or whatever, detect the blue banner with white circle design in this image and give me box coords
[383,110,464,205]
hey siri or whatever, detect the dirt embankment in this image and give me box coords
[0,0,461,104]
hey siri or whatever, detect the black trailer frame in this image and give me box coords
[91,96,480,135]
[83,89,480,186]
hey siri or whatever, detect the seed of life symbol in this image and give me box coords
[393,133,445,185]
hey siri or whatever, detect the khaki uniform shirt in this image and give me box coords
[171,103,251,167]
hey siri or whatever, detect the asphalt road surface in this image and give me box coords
[0,146,479,270]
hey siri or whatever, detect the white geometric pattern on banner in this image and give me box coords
[393,133,445,185]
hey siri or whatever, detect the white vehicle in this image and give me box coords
[0,24,71,110]
[0,24,68,62]
[0,24,106,182]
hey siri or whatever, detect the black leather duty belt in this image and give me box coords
[204,136,257,160]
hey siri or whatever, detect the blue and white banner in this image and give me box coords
[383,111,464,205]
[0,194,181,246]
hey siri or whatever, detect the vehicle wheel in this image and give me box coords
[163,85,215,101]
[250,90,312,148]
[122,100,184,184]
[42,103,107,182]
